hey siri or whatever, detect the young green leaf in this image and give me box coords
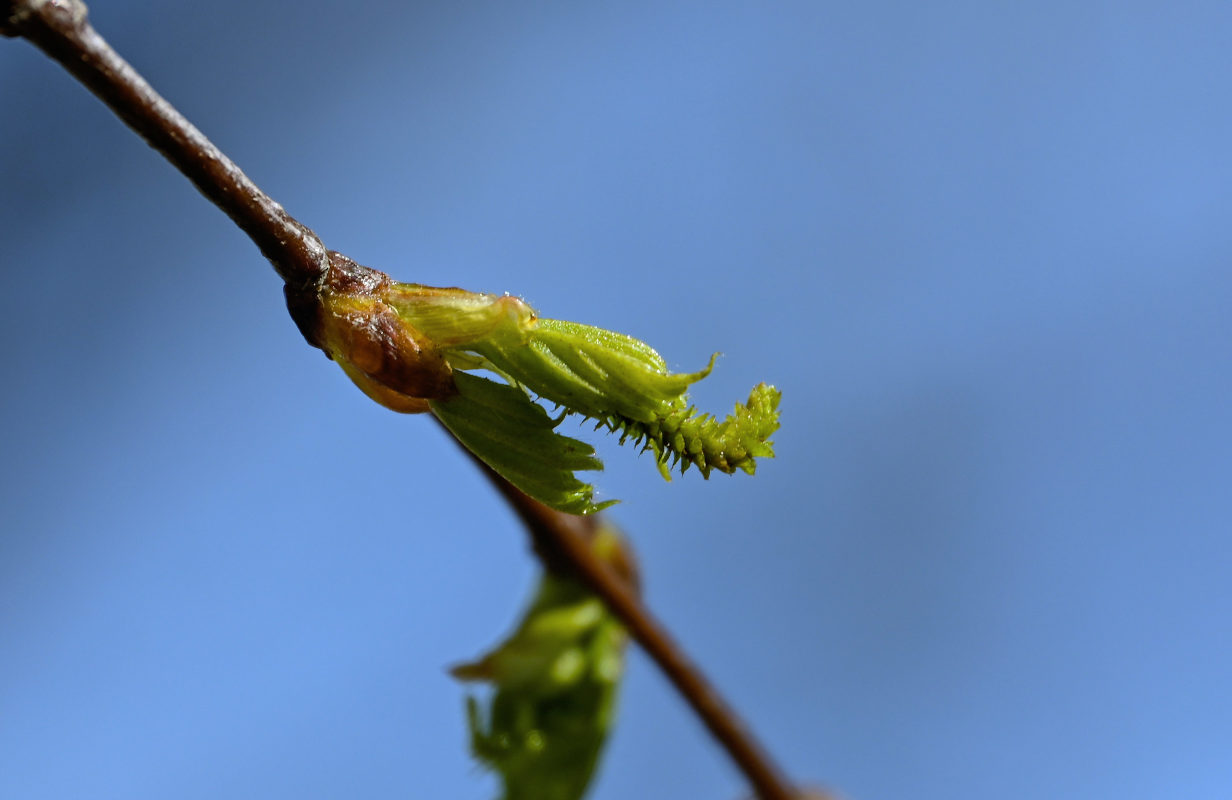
[429,372,615,516]
[452,525,631,800]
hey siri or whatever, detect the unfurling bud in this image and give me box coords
[286,251,780,515]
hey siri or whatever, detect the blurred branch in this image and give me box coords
[3,1,803,797]
[457,434,799,800]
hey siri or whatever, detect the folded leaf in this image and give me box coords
[454,316,780,482]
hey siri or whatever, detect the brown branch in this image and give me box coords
[456,434,801,800]
[1,0,328,290]
[3,2,804,798]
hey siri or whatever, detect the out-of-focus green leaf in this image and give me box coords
[453,526,630,800]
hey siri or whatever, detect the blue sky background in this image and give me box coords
[3,2,1231,798]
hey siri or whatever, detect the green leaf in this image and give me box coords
[429,372,615,516]
[468,318,714,423]
[458,316,781,481]
[453,526,630,800]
